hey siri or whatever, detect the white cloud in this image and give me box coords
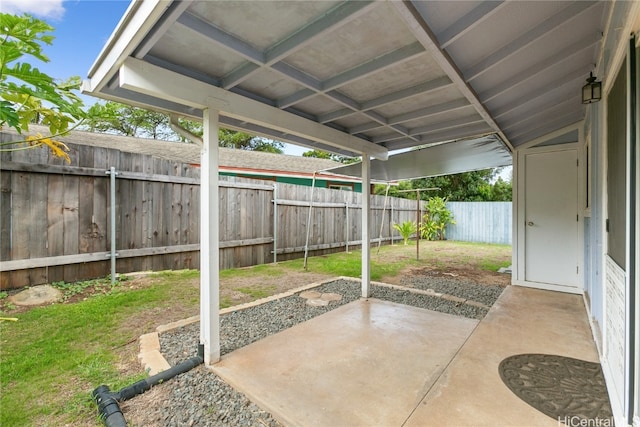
[0,0,65,21]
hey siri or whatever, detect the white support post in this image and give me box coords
[361,155,371,298]
[199,108,220,365]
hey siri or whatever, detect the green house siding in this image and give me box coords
[219,171,361,192]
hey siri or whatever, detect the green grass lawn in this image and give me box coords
[0,240,510,426]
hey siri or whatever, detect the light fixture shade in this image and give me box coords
[582,72,602,104]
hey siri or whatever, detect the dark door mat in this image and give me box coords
[498,354,613,423]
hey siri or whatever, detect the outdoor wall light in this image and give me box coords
[582,72,602,104]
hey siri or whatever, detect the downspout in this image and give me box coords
[92,345,204,427]
[627,34,637,426]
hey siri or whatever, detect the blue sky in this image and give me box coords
[1,0,308,155]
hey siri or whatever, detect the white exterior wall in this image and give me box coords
[581,4,640,425]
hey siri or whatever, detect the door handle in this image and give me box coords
[527,221,534,226]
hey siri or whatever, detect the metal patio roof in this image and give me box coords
[84,0,615,161]
[327,135,513,182]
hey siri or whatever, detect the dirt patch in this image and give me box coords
[382,265,510,287]
[222,271,332,306]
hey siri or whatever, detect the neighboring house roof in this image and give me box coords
[5,125,354,180]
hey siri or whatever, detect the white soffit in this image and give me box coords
[327,136,512,182]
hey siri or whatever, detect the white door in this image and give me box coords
[524,149,579,288]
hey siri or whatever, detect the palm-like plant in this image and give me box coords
[393,220,417,245]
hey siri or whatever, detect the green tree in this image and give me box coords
[84,101,285,153]
[302,149,332,159]
[0,13,87,162]
[302,148,358,164]
[84,101,173,140]
[219,129,284,153]
[489,177,512,201]
[374,168,512,202]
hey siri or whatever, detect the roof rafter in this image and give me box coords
[222,1,378,89]
[391,0,513,152]
[134,1,192,58]
[491,65,588,119]
[500,95,581,133]
[510,111,583,145]
[171,6,432,146]
[373,114,484,144]
[465,1,599,82]
[478,33,601,103]
[277,42,426,109]
[382,122,493,151]
[348,99,472,134]
[438,1,506,49]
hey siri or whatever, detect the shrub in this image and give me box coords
[420,197,455,240]
[393,220,417,245]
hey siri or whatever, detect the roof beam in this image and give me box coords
[360,76,452,111]
[277,42,425,109]
[408,116,485,138]
[383,123,493,151]
[265,1,377,64]
[319,108,356,124]
[510,112,584,146]
[465,1,599,82]
[173,10,427,143]
[500,95,582,133]
[222,1,378,89]
[491,65,587,119]
[373,114,484,144]
[223,63,261,90]
[177,11,264,63]
[118,57,388,159]
[348,98,471,134]
[438,1,506,49]
[391,0,513,152]
[322,42,425,91]
[389,98,471,125]
[134,1,192,58]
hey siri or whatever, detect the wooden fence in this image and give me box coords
[0,133,419,289]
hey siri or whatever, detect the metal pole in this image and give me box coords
[107,167,118,285]
[377,183,390,254]
[303,172,317,270]
[390,200,395,244]
[273,184,277,263]
[345,202,349,253]
[416,189,420,261]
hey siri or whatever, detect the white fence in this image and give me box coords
[445,202,512,245]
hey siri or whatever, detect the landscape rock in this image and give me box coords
[9,285,62,306]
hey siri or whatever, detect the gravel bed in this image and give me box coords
[145,278,506,426]
[399,275,506,305]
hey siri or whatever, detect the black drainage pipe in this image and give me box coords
[92,344,204,427]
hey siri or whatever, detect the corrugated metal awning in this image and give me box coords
[327,135,511,182]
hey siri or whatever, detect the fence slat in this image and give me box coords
[445,202,512,244]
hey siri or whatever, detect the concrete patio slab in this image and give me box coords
[405,285,601,427]
[212,298,479,427]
